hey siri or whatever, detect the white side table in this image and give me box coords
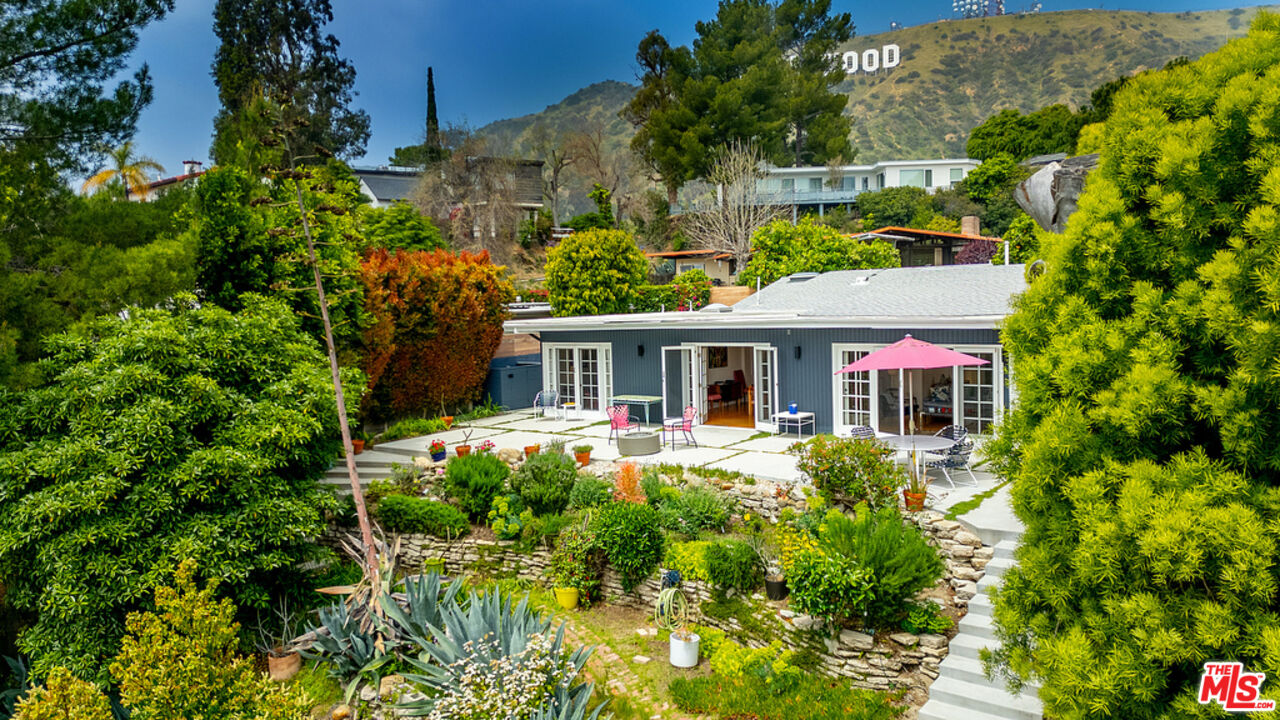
[561,401,578,421]
[772,411,815,439]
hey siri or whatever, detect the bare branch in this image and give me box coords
[684,141,788,271]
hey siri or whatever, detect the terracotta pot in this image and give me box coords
[524,445,540,459]
[442,416,455,429]
[456,445,471,457]
[765,576,789,601]
[351,438,365,455]
[267,651,301,682]
[554,587,580,610]
[575,451,591,467]
[903,489,926,512]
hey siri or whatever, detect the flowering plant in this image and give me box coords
[477,439,496,454]
[429,439,447,454]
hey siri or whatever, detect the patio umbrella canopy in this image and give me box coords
[835,334,989,435]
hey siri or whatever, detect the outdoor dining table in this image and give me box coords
[880,434,955,477]
[610,394,663,426]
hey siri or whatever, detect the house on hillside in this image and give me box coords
[752,158,981,219]
[854,220,1006,267]
[505,263,1025,437]
[129,161,205,202]
[354,167,421,208]
[646,249,736,285]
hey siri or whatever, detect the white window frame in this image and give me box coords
[541,342,613,418]
[950,344,1004,435]
[831,343,880,436]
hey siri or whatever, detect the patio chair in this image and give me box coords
[662,405,699,449]
[606,404,640,444]
[706,386,722,417]
[848,424,875,440]
[531,390,562,419]
[935,425,968,444]
[925,438,978,488]
[732,370,748,408]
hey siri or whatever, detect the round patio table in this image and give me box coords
[880,435,956,477]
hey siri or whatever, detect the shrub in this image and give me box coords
[613,462,646,503]
[378,417,448,443]
[0,296,347,680]
[549,524,604,601]
[12,667,111,720]
[378,496,471,538]
[900,602,953,635]
[445,452,510,522]
[791,435,906,511]
[709,640,801,688]
[488,494,529,540]
[664,541,712,583]
[784,548,873,631]
[521,513,574,551]
[360,248,514,420]
[510,452,578,515]
[568,476,613,510]
[670,673,902,720]
[545,228,647,316]
[658,485,733,533]
[109,561,312,719]
[820,507,943,628]
[592,503,665,592]
[705,540,764,596]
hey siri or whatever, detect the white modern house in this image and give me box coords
[754,158,981,217]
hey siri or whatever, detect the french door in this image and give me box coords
[832,344,876,435]
[753,346,779,429]
[957,349,1000,434]
[543,344,612,416]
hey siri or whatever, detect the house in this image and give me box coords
[753,158,981,218]
[354,160,544,211]
[854,219,1006,267]
[354,167,421,208]
[129,160,205,202]
[504,263,1025,436]
[646,249,736,285]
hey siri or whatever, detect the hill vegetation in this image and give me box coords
[479,6,1276,163]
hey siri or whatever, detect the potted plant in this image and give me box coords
[654,586,699,668]
[351,430,367,455]
[455,429,475,457]
[254,599,302,682]
[442,415,455,429]
[423,557,446,575]
[903,453,927,512]
[549,522,597,610]
[573,444,593,467]
[524,443,540,459]
[477,439,496,454]
[429,439,447,462]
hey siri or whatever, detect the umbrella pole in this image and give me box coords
[910,370,917,435]
[898,368,905,435]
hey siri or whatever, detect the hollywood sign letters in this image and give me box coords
[841,44,901,74]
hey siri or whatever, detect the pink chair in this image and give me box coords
[606,405,639,444]
[662,405,699,449]
[732,370,748,409]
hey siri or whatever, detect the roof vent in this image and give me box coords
[788,272,820,282]
[699,303,733,313]
[851,275,872,286]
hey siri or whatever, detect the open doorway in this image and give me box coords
[876,368,956,434]
[703,346,754,427]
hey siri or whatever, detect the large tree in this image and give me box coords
[987,14,1280,718]
[624,0,852,198]
[0,296,357,681]
[211,0,370,162]
[79,140,164,200]
[545,229,647,317]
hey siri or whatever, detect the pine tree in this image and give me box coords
[426,66,441,154]
[987,13,1280,718]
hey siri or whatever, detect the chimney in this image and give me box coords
[960,215,981,236]
[182,160,203,176]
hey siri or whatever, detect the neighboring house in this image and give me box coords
[129,160,205,202]
[753,158,981,218]
[647,249,736,285]
[354,167,421,208]
[853,221,1006,267]
[505,263,1025,436]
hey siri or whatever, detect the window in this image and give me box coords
[544,344,613,414]
[899,169,925,188]
[835,347,873,429]
[961,351,997,434]
[781,178,795,192]
[925,169,933,187]
[950,167,964,183]
[877,173,885,189]
[862,177,869,191]
[808,177,823,192]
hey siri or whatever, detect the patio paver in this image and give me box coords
[705,450,799,482]
[727,435,804,453]
[375,426,507,452]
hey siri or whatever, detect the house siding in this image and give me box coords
[540,326,1001,433]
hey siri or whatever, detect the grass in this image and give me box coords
[291,664,344,718]
[943,478,1010,521]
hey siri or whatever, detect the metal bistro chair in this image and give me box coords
[662,405,699,449]
[925,437,978,488]
[531,390,562,420]
[606,404,640,444]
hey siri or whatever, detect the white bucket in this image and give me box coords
[669,632,700,668]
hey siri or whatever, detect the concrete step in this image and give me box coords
[973,526,1023,547]
[925,675,1043,720]
[993,539,1019,561]
[947,631,997,661]
[918,698,1016,720]
[968,589,995,618]
[958,613,996,642]
[979,570,1009,592]
[982,556,1015,578]
[935,655,1042,693]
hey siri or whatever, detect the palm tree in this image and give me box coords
[81,141,165,199]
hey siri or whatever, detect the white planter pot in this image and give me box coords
[669,632,700,668]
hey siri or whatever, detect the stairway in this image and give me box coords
[321,444,423,489]
[918,536,1042,720]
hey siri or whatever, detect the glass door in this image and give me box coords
[753,346,778,428]
[579,348,601,412]
[959,350,998,434]
[554,347,577,408]
[661,346,693,421]
[834,347,874,434]
[548,345,611,416]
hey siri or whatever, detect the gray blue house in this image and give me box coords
[504,264,1026,437]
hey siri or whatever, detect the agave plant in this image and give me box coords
[377,571,465,658]
[298,600,393,704]
[397,590,606,720]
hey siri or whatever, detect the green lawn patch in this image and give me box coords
[942,479,1010,521]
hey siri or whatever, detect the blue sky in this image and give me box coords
[121,0,1259,178]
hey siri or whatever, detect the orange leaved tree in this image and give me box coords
[360,248,513,420]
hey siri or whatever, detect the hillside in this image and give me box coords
[479,5,1275,163]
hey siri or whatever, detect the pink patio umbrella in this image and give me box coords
[834,334,989,435]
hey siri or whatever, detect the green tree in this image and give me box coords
[624,0,852,195]
[80,141,165,200]
[390,67,449,168]
[360,202,446,252]
[966,104,1085,161]
[0,296,356,681]
[960,153,1031,237]
[211,0,370,162]
[987,15,1280,718]
[738,218,899,287]
[564,184,616,231]
[853,186,930,228]
[545,229,647,316]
